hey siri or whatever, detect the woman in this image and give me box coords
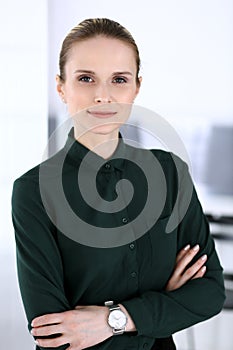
[12,18,225,350]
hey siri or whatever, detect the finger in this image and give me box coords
[166,252,207,292]
[182,254,207,281]
[75,305,85,310]
[32,313,63,327]
[176,244,190,264]
[35,335,69,348]
[192,265,207,280]
[174,244,200,276]
[31,324,63,337]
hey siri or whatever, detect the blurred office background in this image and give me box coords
[0,0,233,348]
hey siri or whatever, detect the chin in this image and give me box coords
[89,123,122,135]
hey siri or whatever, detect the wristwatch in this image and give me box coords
[104,300,128,335]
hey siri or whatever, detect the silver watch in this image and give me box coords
[104,300,127,335]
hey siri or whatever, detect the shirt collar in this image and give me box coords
[63,127,126,172]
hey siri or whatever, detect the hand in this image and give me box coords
[31,305,112,349]
[165,244,207,292]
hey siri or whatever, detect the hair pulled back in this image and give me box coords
[59,18,141,85]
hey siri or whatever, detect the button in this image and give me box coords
[131,271,137,278]
[143,343,148,349]
[104,163,111,169]
[129,243,135,250]
[122,217,128,224]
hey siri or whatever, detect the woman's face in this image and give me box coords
[57,36,142,136]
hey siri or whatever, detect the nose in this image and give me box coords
[94,83,112,104]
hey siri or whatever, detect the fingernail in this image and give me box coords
[184,244,190,251]
[201,266,206,273]
[35,340,39,345]
[201,254,207,261]
[193,244,199,251]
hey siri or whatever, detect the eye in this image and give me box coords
[113,77,127,84]
[78,76,94,83]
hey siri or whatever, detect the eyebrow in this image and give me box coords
[73,69,133,76]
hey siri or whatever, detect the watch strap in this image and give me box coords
[105,300,120,311]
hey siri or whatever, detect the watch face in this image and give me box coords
[108,309,127,329]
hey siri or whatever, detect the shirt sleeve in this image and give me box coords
[121,159,225,338]
[12,177,71,350]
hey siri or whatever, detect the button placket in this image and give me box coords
[115,170,139,290]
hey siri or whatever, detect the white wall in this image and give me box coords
[0,0,48,182]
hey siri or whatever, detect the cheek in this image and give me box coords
[114,89,137,102]
[67,90,92,114]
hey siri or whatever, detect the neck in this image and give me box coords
[74,127,120,159]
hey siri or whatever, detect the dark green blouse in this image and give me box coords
[12,128,225,350]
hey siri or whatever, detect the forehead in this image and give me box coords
[66,36,136,72]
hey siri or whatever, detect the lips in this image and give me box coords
[87,110,117,118]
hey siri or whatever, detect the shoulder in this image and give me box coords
[124,143,188,172]
[12,148,65,200]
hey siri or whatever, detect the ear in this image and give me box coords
[135,76,142,97]
[56,74,66,103]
